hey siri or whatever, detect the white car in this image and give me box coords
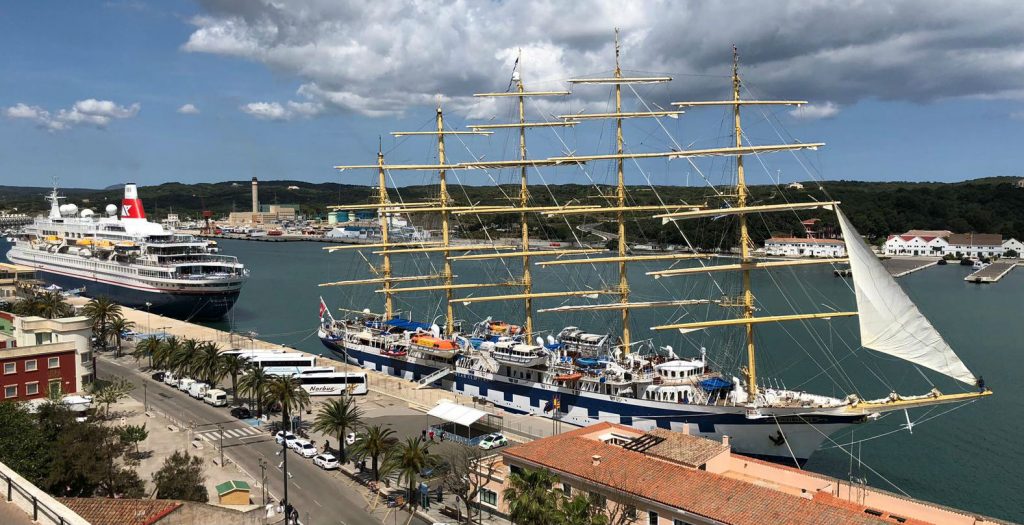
[478,433,509,450]
[346,431,358,445]
[313,453,340,470]
[293,439,317,458]
[275,431,298,448]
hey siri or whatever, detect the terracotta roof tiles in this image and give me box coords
[58,498,181,525]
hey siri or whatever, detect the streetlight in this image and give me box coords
[258,458,268,506]
[218,424,224,468]
[144,302,152,334]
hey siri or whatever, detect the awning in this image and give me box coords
[427,400,488,427]
[382,317,432,331]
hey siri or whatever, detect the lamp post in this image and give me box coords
[258,458,268,506]
[218,424,224,468]
[144,302,152,334]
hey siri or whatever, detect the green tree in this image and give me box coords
[11,295,45,317]
[265,375,310,432]
[394,436,436,512]
[152,451,208,502]
[94,377,134,418]
[1005,248,1019,258]
[81,296,123,350]
[47,421,144,498]
[237,365,270,416]
[37,291,74,319]
[134,336,164,368]
[168,338,201,378]
[118,423,149,455]
[350,424,397,483]
[218,353,248,405]
[560,494,610,525]
[152,335,180,370]
[191,341,224,385]
[312,397,363,462]
[0,401,52,486]
[107,316,135,358]
[504,468,562,525]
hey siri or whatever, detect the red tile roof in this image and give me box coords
[766,237,845,245]
[58,498,181,525]
[501,422,885,525]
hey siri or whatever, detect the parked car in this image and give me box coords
[313,453,339,470]
[478,433,509,450]
[188,382,210,399]
[177,378,196,392]
[275,431,298,448]
[229,406,252,419]
[293,439,317,458]
[162,372,179,387]
[150,371,165,382]
[204,389,228,407]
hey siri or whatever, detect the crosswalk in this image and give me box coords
[195,425,265,440]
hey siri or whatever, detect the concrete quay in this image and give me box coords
[880,256,940,277]
[965,261,1019,283]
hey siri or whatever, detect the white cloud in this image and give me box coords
[177,103,200,114]
[789,101,840,120]
[4,99,140,131]
[239,100,323,120]
[183,1,1024,118]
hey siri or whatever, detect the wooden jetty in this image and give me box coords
[964,261,1019,283]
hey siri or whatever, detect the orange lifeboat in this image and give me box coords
[410,335,458,351]
[554,372,583,382]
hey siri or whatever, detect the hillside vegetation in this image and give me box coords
[2,177,1022,245]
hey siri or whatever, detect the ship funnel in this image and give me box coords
[121,183,146,219]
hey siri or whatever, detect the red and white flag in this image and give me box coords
[318,296,328,318]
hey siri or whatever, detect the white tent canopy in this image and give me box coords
[427,401,488,428]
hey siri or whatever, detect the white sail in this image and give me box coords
[836,207,976,384]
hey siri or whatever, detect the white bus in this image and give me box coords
[260,367,368,396]
[225,350,318,369]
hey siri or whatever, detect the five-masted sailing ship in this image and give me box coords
[318,34,990,463]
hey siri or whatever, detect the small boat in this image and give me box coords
[972,260,989,270]
[490,340,548,367]
[381,347,408,358]
[408,334,461,358]
[553,372,583,382]
[960,257,975,266]
[937,258,948,265]
[268,229,284,236]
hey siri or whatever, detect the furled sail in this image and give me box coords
[836,207,976,384]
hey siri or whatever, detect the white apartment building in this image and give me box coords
[884,230,1008,258]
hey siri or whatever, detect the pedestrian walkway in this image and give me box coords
[195,426,265,441]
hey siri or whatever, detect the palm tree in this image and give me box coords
[312,397,363,462]
[169,338,201,378]
[107,317,135,358]
[81,296,123,350]
[152,335,180,370]
[11,295,44,317]
[218,353,248,404]
[265,376,310,432]
[191,342,224,385]
[350,424,397,483]
[560,494,609,525]
[37,291,73,319]
[395,436,436,511]
[237,365,270,416]
[504,468,562,525]
[134,336,163,369]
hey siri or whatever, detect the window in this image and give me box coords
[563,483,572,497]
[589,492,606,508]
[25,382,39,396]
[48,379,61,396]
[480,489,497,506]
[3,363,14,374]
[4,385,16,398]
[649,511,659,525]
[624,505,637,519]
[35,332,52,345]
[674,520,687,525]
[48,357,60,369]
[24,359,37,372]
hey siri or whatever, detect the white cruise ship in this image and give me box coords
[6,183,247,320]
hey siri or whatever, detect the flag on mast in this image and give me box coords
[318,296,334,322]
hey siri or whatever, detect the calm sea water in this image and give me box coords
[7,237,1020,521]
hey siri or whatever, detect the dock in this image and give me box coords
[964,261,1019,283]
[880,257,939,277]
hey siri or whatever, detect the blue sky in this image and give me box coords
[1,1,1022,189]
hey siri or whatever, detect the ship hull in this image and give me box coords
[320,333,861,464]
[36,269,239,321]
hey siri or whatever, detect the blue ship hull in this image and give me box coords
[37,270,239,321]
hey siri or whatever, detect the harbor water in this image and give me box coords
[7,238,1022,522]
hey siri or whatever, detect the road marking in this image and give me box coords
[313,499,322,507]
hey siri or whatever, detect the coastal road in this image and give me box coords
[97,356,429,525]
[578,223,617,242]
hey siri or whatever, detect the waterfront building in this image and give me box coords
[0,263,36,301]
[883,230,1006,258]
[476,422,1001,525]
[0,210,32,229]
[764,237,846,257]
[1002,238,1023,257]
[0,310,93,392]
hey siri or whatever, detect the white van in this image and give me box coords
[203,389,228,407]
[188,382,210,399]
[177,378,196,392]
[163,372,179,387]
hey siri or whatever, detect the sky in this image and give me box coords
[1,0,1023,190]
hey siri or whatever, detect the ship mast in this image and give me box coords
[612,31,631,352]
[515,62,534,336]
[437,106,456,334]
[377,140,393,319]
[732,47,758,398]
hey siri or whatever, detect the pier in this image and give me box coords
[964,261,1019,283]
[881,256,939,277]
